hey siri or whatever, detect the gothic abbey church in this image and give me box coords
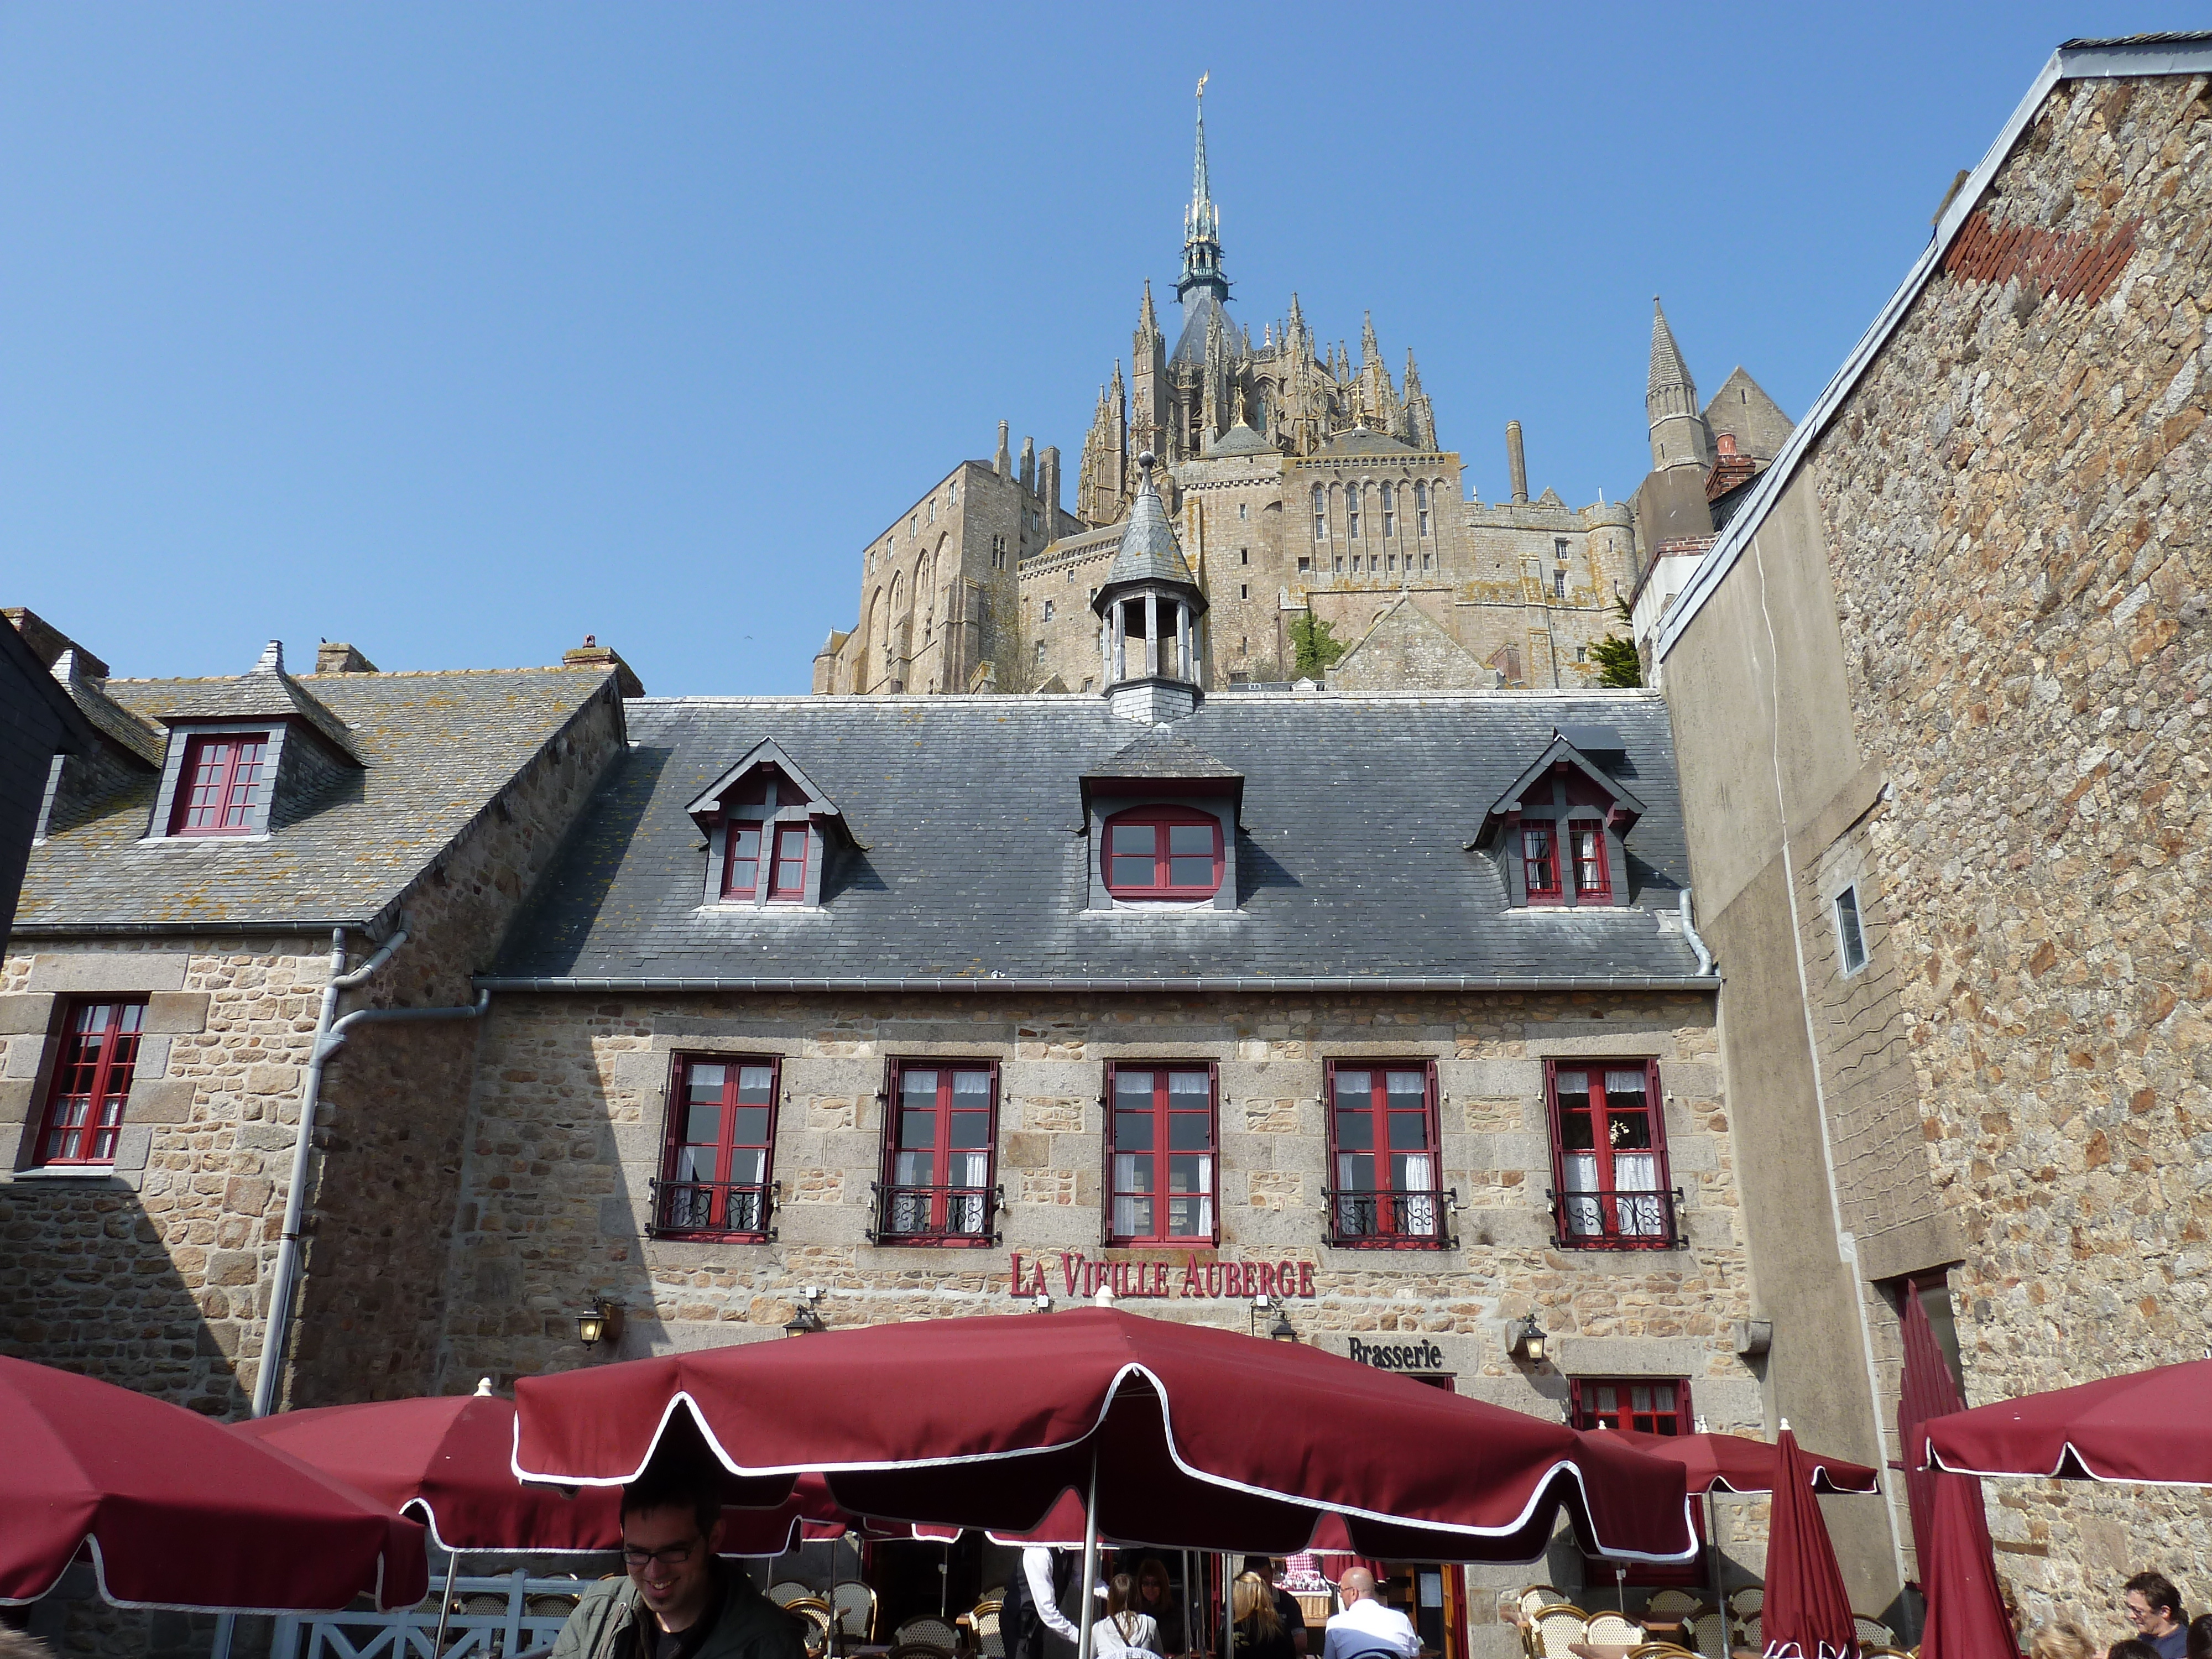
[812,90,1792,699]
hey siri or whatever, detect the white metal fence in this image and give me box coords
[268,1569,592,1659]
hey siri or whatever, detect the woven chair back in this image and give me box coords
[896,1617,961,1652]
[771,1582,816,1608]
[1587,1614,1644,1648]
[1533,1605,1590,1659]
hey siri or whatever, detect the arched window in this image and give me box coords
[1347,483,1362,539]
[1381,482,1396,538]
[1102,806,1223,900]
[1312,484,1327,542]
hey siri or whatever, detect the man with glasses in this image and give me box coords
[551,1455,808,1659]
[2122,1573,2190,1659]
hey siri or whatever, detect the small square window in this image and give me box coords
[1297,557,1311,575]
[1835,885,1868,974]
[1570,1376,1689,1433]
[170,733,269,836]
[1103,808,1222,900]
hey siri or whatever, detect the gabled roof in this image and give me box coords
[486,691,1708,990]
[683,739,847,831]
[50,650,162,768]
[163,641,362,763]
[1475,734,1648,847]
[1656,32,2212,661]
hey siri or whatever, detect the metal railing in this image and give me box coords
[1546,1186,1684,1249]
[868,1182,1003,1245]
[650,1178,778,1240]
[1322,1187,1459,1249]
[271,1569,582,1658]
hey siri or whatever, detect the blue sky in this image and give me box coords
[2,3,2198,695]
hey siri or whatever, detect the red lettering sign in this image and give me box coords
[1004,1253,1318,1301]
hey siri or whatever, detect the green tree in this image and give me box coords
[1589,596,1642,688]
[1290,613,1347,679]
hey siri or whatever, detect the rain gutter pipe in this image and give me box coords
[1678,890,1715,977]
[253,916,491,1418]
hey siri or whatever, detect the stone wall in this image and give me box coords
[436,985,1753,1422]
[1799,71,2212,1627]
[0,677,629,1415]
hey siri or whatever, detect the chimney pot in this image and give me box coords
[1505,421,1529,505]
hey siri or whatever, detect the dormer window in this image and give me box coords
[170,733,269,836]
[687,742,848,912]
[1103,807,1222,901]
[1478,728,1646,910]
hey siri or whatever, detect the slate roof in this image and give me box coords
[488,690,1712,989]
[164,640,361,761]
[1318,426,1415,457]
[1098,467,1199,598]
[15,667,618,933]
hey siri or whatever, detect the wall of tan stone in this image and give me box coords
[0,678,629,1416]
[1797,70,2212,1627]
[435,987,1754,1425]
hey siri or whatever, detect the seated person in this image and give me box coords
[1321,1572,1418,1659]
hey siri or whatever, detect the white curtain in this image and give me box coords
[1402,1154,1435,1234]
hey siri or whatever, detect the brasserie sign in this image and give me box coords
[1009,1250,1318,1301]
[1345,1337,1446,1372]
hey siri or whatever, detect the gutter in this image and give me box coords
[1652,35,2212,664]
[1678,890,1716,977]
[474,973,1722,994]
[252,916,491,1418]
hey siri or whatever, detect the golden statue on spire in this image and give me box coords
[1197,72,1208,98]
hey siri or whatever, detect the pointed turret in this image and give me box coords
[1646,296,1710,472]
[1404,349,1437,450]
[1138,279,1160,345]
[1093,451,1208,723]
[1178,77,1224,305]
[1360,311,1381,367]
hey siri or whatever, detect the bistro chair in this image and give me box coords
[896,1616,962,1653]
[1853,1615,1896,1648]
[1587,1614,1645,1650]
[832,1583,879,1640]
[889,1645,955,1659]
[1679,1613,1729,1659]
[1532,1604,1592,1659]
[1641,1590,1704,1621]
[771,1582,817,1608]
[1520,1587,1569,1620]
[1736,1613,1761,1654]
[970,1599,1005,1659]
[1726,1588,1762,1620]
[790,1597,836,1657]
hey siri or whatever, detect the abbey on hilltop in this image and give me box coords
[813,86,1790,699]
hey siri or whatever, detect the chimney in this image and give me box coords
[1020,435,1036,493]
[562,633,645,698]
[995,421,1012,480]
[1506,421,1529,505]
[314,642,379,675]
[1040,445,1062,520]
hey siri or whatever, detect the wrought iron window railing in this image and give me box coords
[1546,1185,1683,1250]
[650,1178,778,1240]
[869,1182,1003,1246]
[1323,1187,1459,1249]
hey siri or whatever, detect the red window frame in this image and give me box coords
[878,1058,1000,1245]
[1546,1058,1674,1248]
[722,824,764,899]
[1324,1060,1444,1246]
[1102,806,1223,901]
[655,1054,780,1240]
[1104,1061,1218,1246]
[1568,818,1611,901]
[1521,823,1562,904]
[768,824,808,900]
[170,732,269,836]
[36,1000,147,1166]
[1569,1376,1691,1433]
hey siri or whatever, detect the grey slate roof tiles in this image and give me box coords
[492,690,1708,986]
[17,666,616,932]
[163,640,362,761]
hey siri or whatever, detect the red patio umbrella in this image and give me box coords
[0,1355,427,1614]
[512,1308,1694,1564]
[1760,1426,1860,1659]
[1915,1470,2019,1659]
[1594,1427,1880,1495]
[1922,1357,2212,1484]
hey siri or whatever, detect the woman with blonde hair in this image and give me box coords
[2026,1624,2097,1659]
[1222,1573,1296,1659]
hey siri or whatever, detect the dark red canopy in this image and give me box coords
[1594,1427,1880,1495]
[233,1393,906,1554]
[0,1356,427,1613]
[1922,1358,2212,1484]
[512,1308,1694,1563]
[1916,1470,2019,1659]
[1760,1427,1860,1659]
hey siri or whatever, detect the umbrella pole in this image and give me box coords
[1223,1552,1234,1659]
[1704,1491,1720,1606]
[1076,1451,1102,1659]
[429,1548,460,1657]
[211,1613,234,1659]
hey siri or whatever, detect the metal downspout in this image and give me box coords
[1679,889,1716,976]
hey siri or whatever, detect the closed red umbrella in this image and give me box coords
[1922,1358,2212,1484]
[1761,1426,1859,1659]
[1594,1427,1879,1495]
[1916,1470,2018,1659]
[513,1308,1694,1563]
[0,1355,427,1614]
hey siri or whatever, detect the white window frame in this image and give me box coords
[1834,883,1869,976]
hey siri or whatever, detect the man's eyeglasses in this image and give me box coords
[623,1540,702,1570]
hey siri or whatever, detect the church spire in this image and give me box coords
[1177,74,1227,306]
[1138,279,1159,342]
[1646,295,1710,472]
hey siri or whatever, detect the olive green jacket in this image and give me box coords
[547,1572,809,1659]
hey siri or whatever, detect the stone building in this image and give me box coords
[1647,34,2211,1632]
[1,614,634,1419]
[0,607,96,952]
[819,87,1649,698]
